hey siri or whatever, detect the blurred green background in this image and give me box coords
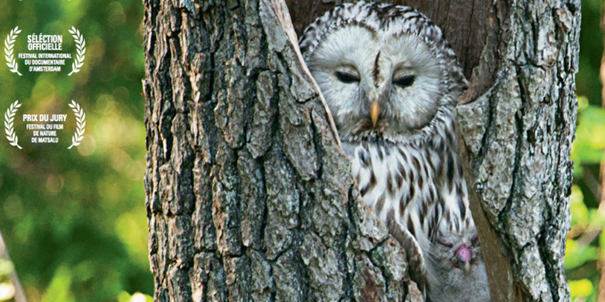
[0,0,151,301]
[568,0,605,301]
[0,0,604,301]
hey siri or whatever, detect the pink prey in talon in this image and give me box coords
[455,244,472,274]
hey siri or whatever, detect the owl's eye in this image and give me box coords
[335,71,360,84]
[471,236,479,245]
[393,75,415,89]
[436,239,453,248]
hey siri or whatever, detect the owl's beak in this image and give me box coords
[370,101,380,126]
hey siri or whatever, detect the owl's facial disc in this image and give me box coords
[374,34,444,136]
[307,24,446,142]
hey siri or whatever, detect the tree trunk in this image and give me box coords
[142,0,580,301]
[454,1,579,301]
[143,0,418,301]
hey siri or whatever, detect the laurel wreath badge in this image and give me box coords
[4,26,22,76]
[4,101,22,149]
[68,27,86,76]
[68,100,85,149]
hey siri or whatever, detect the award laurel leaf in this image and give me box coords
[68,27,86,76]
[68,100,86,149]
[4,100,22,149]
[4,27,21,76]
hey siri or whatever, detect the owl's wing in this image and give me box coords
[386,210,427,297]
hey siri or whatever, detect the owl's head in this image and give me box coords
[300,2,467,143]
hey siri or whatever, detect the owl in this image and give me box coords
[299,2,490,301]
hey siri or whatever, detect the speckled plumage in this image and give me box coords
[300,2,490,301]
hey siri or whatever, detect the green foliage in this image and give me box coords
[567,98,605,299]
[117,291,153,302]
[0,0,151,301]
[567,107,604,300]
[563,1,605,301]
[570,279,594,298]
[0,259,13,301]
[565,239,599,270]
[40,265,74,302]
[576,0,604,106]
[0,260,13,277]
[571,96,605,167]
[571,185,589,226]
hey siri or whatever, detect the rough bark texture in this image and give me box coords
[455,1,580,302]
[143,0,579,301]
[143,0,419,301]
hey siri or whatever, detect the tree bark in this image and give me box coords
[143,0,580,301]
[455,1,579,301]
[143,0,419,301]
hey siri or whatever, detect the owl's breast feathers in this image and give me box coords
[344,132,472,245]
